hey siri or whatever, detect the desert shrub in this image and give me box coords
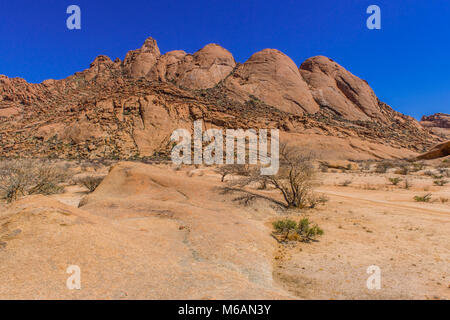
[0,176,26,203]
[411,162,425,172]
[388,177,402,186]
[0,160,69,202]
[437,168,449,178]
[340,180,352,187]
[424,170,434,177]
[272,219,297,233]
[395,164,409,175]
[28,166,67,195]
[77,176,104,192]
[437,159,450,169]
[231,144,317,209]
[272,218,323,243]
[363,184,377,190]
[439,197,449,204]
[375,162,390,173]
[308,194,329,208]
[433,179,449,186]
[414,194,432,202]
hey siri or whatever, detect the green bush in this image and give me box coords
[414,194,432,202]
[272,218,323,243]
[433,179,449,187]
[272,219,297,233]
[388,177,402,186]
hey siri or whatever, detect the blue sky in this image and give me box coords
[0,0,449,119]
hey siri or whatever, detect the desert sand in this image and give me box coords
[0,159,448,300]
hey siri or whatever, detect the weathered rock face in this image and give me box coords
[420,113,450,138]
[300,56,385,121]
[0,163,292,299]
[84,55,122,82]
[0,36,442,160]
[122,37,161,78]
[420,113,450,129]
[149,44,236,89]
[148,50,187,82]
[223,49,319,115]
[416,141,450,160]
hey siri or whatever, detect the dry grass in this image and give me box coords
[0,160,71,202]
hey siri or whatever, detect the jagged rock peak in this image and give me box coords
[141,37,161,55]
[148,43,236,89]
[90,55,113,68]
[122,37,161,78]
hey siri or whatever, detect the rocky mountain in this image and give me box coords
[0,37,444,160]
[420,113,450,138]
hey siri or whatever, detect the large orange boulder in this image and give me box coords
[299,56,386,121]
[223,49,319,115]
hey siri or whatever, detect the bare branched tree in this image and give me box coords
[231,143,317,209]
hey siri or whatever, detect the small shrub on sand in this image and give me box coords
[308,194,329,208]
[411,162,425,172]
[340,180,352,187]
[433,179,449,187]
[439,197,449,204]
[437,159,450,169]
[395,164,409,175]
[272,218,323,243]
[414,194,431,202]
[388,177,402,186]
[375,162,391,173]
[424,170,434,177]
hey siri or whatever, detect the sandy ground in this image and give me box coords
[0,161,448,299]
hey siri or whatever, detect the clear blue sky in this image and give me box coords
[0,0,449,119]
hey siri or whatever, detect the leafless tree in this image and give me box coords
[232,143,317,209]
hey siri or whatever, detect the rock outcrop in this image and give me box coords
[150,44,236,89]
[421,113,450,129]
[416,141,450,160]
[223,49,319,115]
[299,56,386,121]
[420,113,450,138]
[123,37,161,78]
[0,162,292,299]
[0,36,443,160]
